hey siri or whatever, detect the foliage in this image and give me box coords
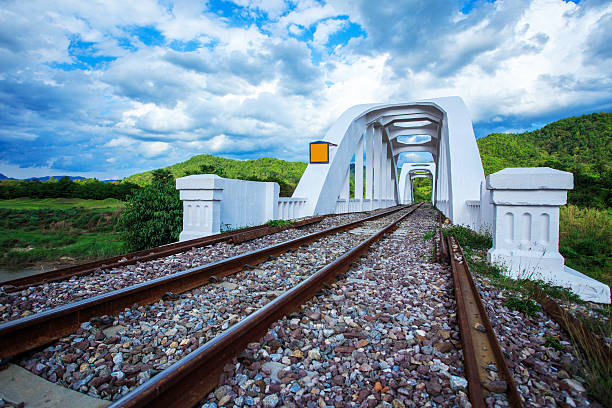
[423,230,435,241]
[0,177,139,200]
[544,336,562,351]
[0,206,124,268]
[559,205,612,289]
[504,295,541,316]
[477,112,612,208]
[411,177,432,202]
[118,180,183,252]
[124,154,308,197]
[442,225,492,250]
[0,198,123,211]
[265,219,293,227]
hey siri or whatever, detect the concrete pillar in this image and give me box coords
[365,126,373,200]
[176,175,223,240]
[355,133,364,202]
[373,126,382,207]
[486,167,609,303]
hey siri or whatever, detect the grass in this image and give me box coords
[423,230,435,241]
[559,205,612,290]
[544,336,562,351]
[0,200,125,269]
[265,219,294,227]
[0,197,124,211]
[504,295,540,316]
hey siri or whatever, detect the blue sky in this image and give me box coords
[0,0,611,179]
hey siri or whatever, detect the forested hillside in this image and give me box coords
[477,112,612,208]
[125,154,308,196]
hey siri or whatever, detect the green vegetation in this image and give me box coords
[504,295,540,317]
[422,230,435,241]
[265,219,294,227]
[559,205,611,289]
[0,197,124,211]
[125,154,308,197]
[118,172,182,252]
[544,336,562,351]
[0,206,124,268]
[477,112,612,208]
[0,177,139,201]
[412,177,432,202]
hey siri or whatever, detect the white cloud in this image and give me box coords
[1,0,611,179]
[140,141,170,158]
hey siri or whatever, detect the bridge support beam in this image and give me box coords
[486,168,610,303]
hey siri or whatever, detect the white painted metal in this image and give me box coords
[292,97,484,225]
[355,133,364,201]
[398,162,436,205]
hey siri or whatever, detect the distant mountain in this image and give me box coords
[25,175,86,181]
[125,154,308,196]
[477,112,612,208]
[0,173,16,180]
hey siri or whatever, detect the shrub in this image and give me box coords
[119,180,182,251]
[544,336,562,351]
[423,230,435,241]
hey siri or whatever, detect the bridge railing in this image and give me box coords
[335,199,396,213]
[465,200,481,231]
[277,197,307,220]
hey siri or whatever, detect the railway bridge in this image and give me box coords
[176,96,609,304]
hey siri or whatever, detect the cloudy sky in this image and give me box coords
[1,0,611,179]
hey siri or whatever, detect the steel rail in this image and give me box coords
[530,285,612,370]
[0,205,408,359]
[447,236,524,408]
[0,216,325,292]
[108,203,422,408]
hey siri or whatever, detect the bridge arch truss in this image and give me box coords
[292,97,485,225]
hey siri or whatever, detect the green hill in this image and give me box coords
[477,112,612,208]
[124,154,308,197]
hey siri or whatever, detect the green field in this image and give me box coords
[0,198,126,270]
[0,197,124,211]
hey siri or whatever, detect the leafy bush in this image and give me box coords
[119,180,182,251]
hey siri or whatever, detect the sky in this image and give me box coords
[0,0,611,180]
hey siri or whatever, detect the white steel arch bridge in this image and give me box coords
[292,96,484,225]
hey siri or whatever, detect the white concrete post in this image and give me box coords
[340,167,350,200]
[176,175,223,241]
[355,133,364,203]
[365,126,373,201]
[177,175,281,240]
[486,167,609,303]
[373,126,382,206]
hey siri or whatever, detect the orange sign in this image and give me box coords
[310,141,337,163]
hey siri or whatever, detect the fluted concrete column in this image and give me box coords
[365,126,373,200]
[355,133,364,202]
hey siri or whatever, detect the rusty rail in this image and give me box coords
[0,216,326,292]
[447,236,524,408]
[530,285,612,369]
[0,205,409,359]
[108,204,422,408]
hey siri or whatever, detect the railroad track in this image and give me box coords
[0,205,414,360]
[105,204,423,407]
[445,235,524,408]
[0,216,326,292]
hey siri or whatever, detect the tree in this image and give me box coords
[119,179,182,251]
